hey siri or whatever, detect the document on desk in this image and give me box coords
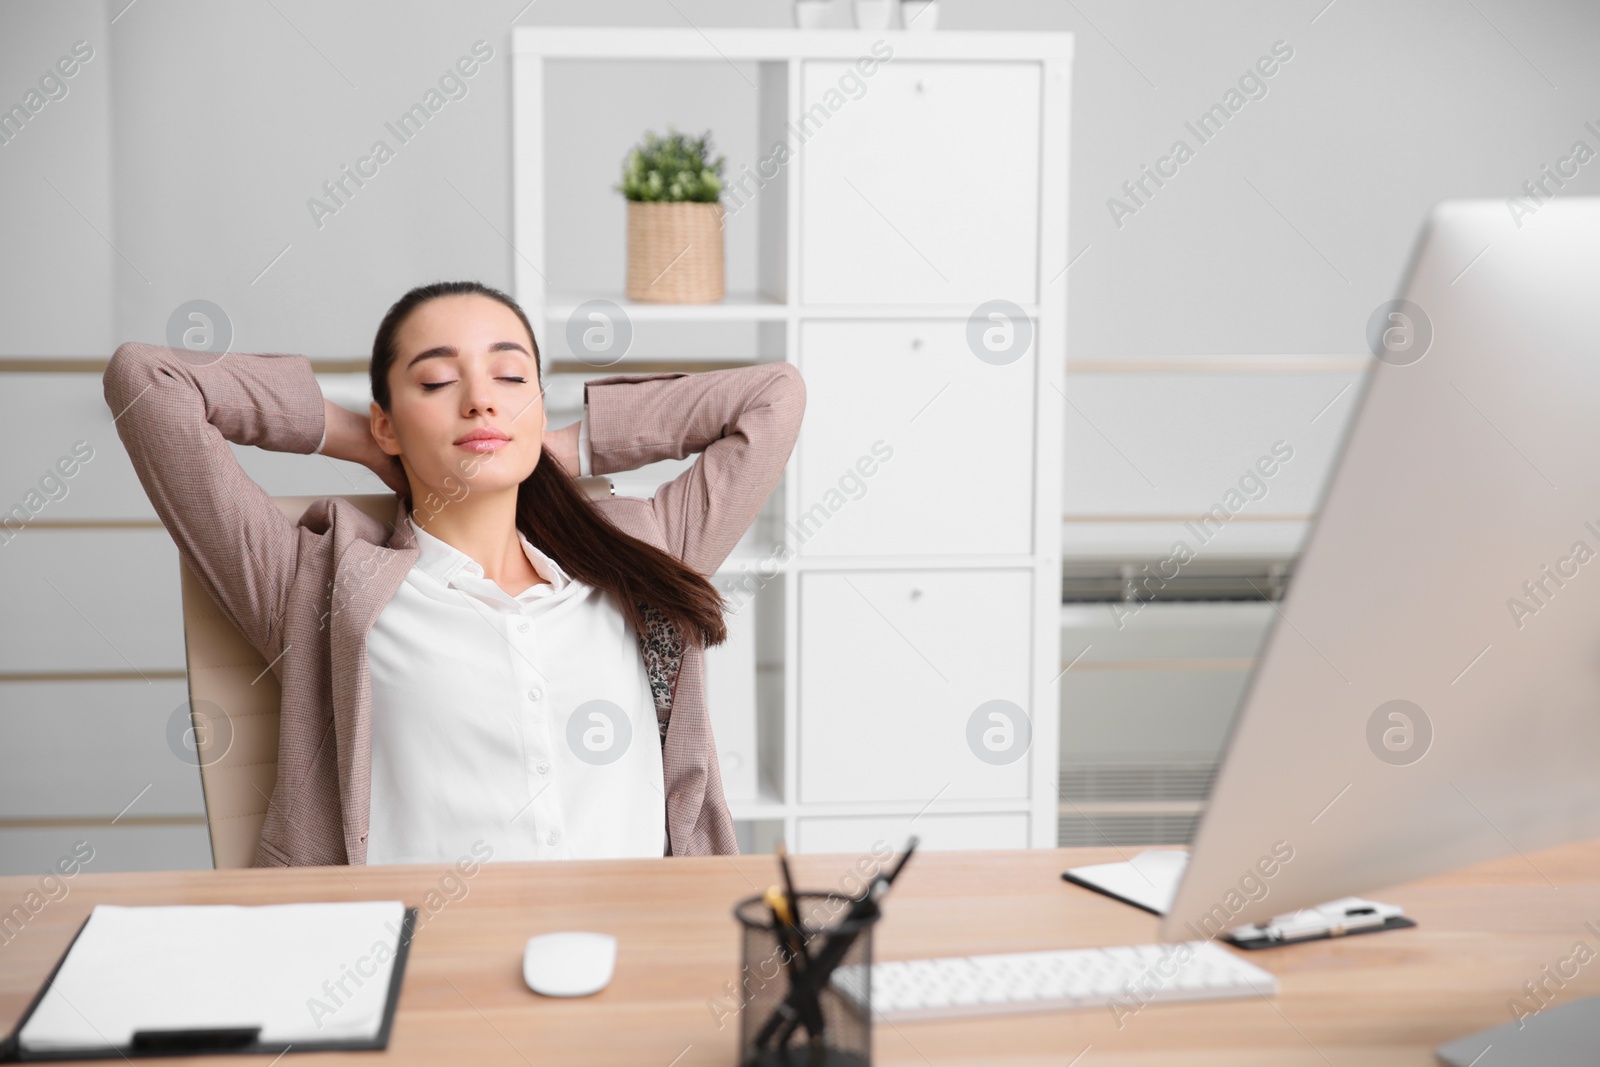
[14,900,410,1056]
[1061,849,1188,915]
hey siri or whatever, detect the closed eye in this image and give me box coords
[421,377,527,391]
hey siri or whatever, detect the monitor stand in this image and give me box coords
[1436,997,1600,1066]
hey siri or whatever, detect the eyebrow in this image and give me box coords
[406,341,532,370]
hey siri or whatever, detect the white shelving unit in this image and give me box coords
[513,27,1072,852]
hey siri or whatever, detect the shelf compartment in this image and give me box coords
[543,291,788,323]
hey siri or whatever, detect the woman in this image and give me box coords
[104,280,805,866]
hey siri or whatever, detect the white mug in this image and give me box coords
[853,0,900,31]
[793,0,834,29]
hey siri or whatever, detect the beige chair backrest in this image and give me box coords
[179,481,612,868]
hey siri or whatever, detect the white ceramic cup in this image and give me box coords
[794,0,833,29]
[853,0,899,30]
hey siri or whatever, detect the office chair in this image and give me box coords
[178,480,613,868]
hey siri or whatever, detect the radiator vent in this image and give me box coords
[1057,761,1217,847]
[1058,812,1203,849]
[1059,761,1216,804]
[1061,560,1294,603]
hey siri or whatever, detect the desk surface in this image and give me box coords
[3,842,1598,1066]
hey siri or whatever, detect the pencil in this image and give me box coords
[764,885,824,1046]
[776,840,804,942]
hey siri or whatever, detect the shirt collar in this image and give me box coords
[404,512,569,594]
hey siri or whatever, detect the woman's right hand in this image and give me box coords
[368,445,410,500]
[322,399,410,500]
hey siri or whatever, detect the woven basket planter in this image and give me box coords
[625,200,726,303]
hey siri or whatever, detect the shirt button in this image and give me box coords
[547,830,561,845]
[527,688,541,702]
[518,621,530,633]
[536,761,549,774]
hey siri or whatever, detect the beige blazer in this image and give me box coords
[103,343,805,866]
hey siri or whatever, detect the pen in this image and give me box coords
[131,1027,262,1052]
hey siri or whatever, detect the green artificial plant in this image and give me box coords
[616,127,726,203]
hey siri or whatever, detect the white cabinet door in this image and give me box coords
[799,61,1041,305]
[798,569,1033,803]
[796,812,1029,855]
[794,319,1035,557]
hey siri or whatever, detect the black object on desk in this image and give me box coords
[1224,914,1417,950]
[0,907,418,1062]
[1435,995,1600,1067]
[733,837,918,1067]
[735,891,874,1067]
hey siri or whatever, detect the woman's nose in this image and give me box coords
[463,376,495,415]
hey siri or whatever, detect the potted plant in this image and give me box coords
[616,127,727,303]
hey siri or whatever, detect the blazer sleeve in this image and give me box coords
[582,361,805,576]
[102,342,327,660]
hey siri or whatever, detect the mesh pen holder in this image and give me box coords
[734,891,877,1067]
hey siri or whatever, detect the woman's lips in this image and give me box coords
[456,438,508,453]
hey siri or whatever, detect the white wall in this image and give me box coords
[0,0,113,356]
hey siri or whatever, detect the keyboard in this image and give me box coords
[830,940,1278,1023]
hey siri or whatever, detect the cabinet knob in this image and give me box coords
[915,80,926,94]
[910,337,923,351]
[910,588,923,600]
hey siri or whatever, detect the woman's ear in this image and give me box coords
[371,401,401,457]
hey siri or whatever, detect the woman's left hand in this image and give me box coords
[545,422,583,479]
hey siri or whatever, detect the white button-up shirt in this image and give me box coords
[363,440,668,864]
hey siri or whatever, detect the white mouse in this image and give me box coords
[522,931,617,997]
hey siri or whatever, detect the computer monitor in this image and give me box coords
[1161,196,1600,942]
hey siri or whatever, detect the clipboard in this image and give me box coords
[1060,870,1167,915]
[0,905,418,1062]
[1060,849,1188,917]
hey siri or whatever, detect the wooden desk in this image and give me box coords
[4,842,1599,1065]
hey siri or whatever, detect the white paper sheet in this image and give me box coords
[18,900,407,1052]
[1063,849,1189,915]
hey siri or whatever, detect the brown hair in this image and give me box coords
[369,280,727,649]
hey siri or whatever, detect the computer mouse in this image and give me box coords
[522,931,617,997]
